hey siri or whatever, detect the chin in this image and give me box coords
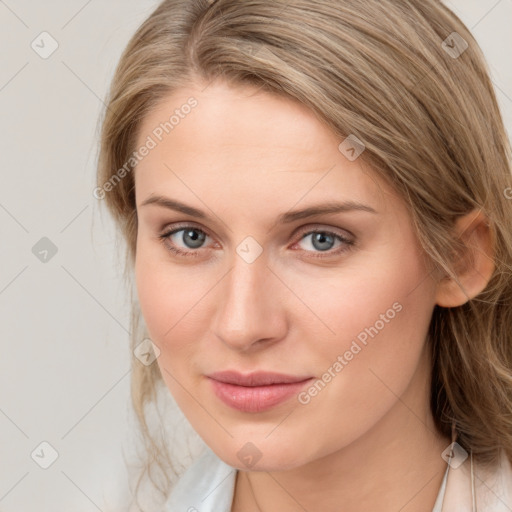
[206,436,313,472]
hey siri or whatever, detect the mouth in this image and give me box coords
[207,370,314,413]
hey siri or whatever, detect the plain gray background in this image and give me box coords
[0,1,511,510]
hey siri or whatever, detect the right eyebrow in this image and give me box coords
[140,195,207,218]
[139,195,378,223]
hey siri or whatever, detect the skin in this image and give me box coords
[133,78,493,511]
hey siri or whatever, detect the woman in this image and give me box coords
[96,0,512,510]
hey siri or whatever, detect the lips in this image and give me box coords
[207,371,314,413]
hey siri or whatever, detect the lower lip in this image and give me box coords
[208,378,313,413]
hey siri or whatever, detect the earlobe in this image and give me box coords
[435,209,495,308]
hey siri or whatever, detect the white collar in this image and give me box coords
[164,447,236,511]
[164,446,512,511]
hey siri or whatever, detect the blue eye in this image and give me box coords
[158,227,210,257]
[299,231,342,252]
[294,230,354,258]
[157,225,355,259]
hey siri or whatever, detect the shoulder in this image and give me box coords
[478,450,512,510]
[442,449,512,511]
[163,446,238,512]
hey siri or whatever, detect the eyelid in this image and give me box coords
[158,221,356,258]
[292,223,355,241]
[159,222,216,248]
[159,221,354,243]
[290,225,355,258]
[160,221,213,239]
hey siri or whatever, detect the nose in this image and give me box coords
[211,249,288,352]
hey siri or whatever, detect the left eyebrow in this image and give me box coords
[139,195,377,222]
[278,201,377,223]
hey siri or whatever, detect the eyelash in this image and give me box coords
[157,223,355,260]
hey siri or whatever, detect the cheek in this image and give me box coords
[288,245,434,359]
[135,234,195,331]
[134,242,215,378]
[288,244,436,445]
[135,256,200,408]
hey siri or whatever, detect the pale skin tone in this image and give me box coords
[133,79,494,512]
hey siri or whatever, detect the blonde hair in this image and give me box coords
[96,0,512,506]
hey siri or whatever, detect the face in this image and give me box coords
[134,79,440,471]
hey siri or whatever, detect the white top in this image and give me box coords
[164,446,451,512]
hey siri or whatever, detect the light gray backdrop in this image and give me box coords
[0,1,511,511]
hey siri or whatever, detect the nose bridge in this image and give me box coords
[212,248,285,350]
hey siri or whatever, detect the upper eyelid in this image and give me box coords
[161,222,353,246]
[162,222,213,239]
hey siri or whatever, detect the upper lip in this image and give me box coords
[207,370,313,387]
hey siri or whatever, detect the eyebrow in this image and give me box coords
[139,195,377,223]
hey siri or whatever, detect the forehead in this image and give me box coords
[137,79,334,153]
[134,80,393,216]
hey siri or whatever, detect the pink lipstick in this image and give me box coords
[207,370,314,413]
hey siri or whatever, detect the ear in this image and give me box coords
[435,209,495,308]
